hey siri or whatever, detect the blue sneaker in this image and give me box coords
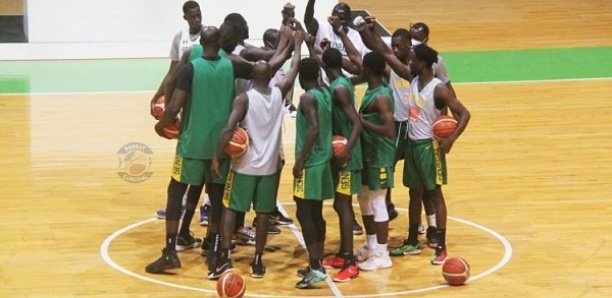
[199,204,210,226]
[296,267,327,289]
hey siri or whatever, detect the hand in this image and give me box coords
[328,15,342,34]
[154,122,169,139]
[294,28,305,45]
[150,96,159,119]
[293,160,304,179]
[210,157,222,179]
[333,151,350,170]
[280,24,293,38]
[320,38,331,51]
[305,33,316,47]
[436,136,455,154]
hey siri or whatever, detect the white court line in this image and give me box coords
[100,204,513,297]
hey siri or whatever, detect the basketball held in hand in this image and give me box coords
[433,115,458,138]
[224,127,249,158]
[332,135,348,156]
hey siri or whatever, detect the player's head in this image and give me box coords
[391,28,411,61]
[409,44,438,73]
[332,3,352,28]
[362,52,386,78]
[298,58,320,88]
[182,1,202,32]
[252,60,272,85]
[282,2,296,25]
[263,28,280,50]
[200,26,220,51]
[224,13,249,40]
[220,21,241,53]
[409,22,430,46]
[321,48,342,71]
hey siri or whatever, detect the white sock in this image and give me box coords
[378,243,388,256]
[366,234,377,249]
[427,214,437,227]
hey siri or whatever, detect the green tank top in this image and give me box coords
[177,57,235,159]
[295,88,333,167]
[358,85,395,168]
[188,45,227,61]
[329,77,363,171]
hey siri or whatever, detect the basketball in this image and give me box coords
[163,119,180,139]
[153,95,166,119]
[433,115,458,138]
[216,272,246,298]
[442,257,470,286]
[224,127,249,157]
[332,135,348,156]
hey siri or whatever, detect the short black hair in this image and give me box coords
[224,13,248,39]
[363,52,386,76]
[263,28,279,48]
[182,1,199,13]
[410,22,430,38]
[392,28,411,41]
[413,44,438,68]
[322,48,342,70]
[299,58,320,81]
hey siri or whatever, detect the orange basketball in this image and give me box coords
[163,119,180,139]
[433,115,458,138]
[224,127,249,157]
[332,135,348,156]
[216,272,246,298]
[442,257,470,286]
[153,96,166,119]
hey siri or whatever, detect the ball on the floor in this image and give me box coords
[224,127,249,157]
[332,135,348,156]
[216,272,246,298]
[442,257,470,285]
[433,115,458,138]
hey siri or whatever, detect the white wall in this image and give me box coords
[0,0,337,60]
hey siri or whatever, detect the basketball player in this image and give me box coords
[208,29,305,280]
[293,57,334,289]
[355,52,396,271]
[319,48,362,282]
[402,44,470,265]
[145,26,253,274]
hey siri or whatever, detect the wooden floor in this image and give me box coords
[1,1,612,297]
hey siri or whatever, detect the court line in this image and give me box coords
[100,205,512,297]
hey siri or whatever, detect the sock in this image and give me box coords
[408,224,419,245]
[341,251,355,266]
[427,214,437,227]
[309,258,322,270]
[254,253,262,265]
[378,243,388,256]
[366,234,377,249]
[166,233,177,252]
[437,228,446,248]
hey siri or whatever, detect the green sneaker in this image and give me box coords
[296,267,327,289]
[390,240,421,256]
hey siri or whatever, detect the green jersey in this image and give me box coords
[177,57,235,159]
[188,45,227,61]
[359,85,395,168]
[296,88,333,167]
[329,77,363,171]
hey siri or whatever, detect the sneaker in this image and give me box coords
[199,205,210,226]
[270,210,294,225]
[295,267,327,289]
[145,248,181,273]
[426,226,439,248]
[431,246,447,265]
[355,244,370,262]
[251,261,266,278]
[418,223,425,235]
[322,256,344,269]
[207,258,234,280]
[176,233,202,252]
[233,226,256,246]
[297,266,310,278]
[332,264,359,282]
[353,220,363,235]
[390,240,421,256]
[388,208,399,222]
[358,251,392,271]
[155,207,185,220]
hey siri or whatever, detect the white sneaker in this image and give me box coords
[358,253,379,271]
[355,244,370,262]
[378,252,392,269]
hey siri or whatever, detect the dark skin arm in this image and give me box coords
[332,85,362,167]
[359,17,412,81]
[304,0,319,35]
[155,86,187,138]
[329,16,362,75]
[360,93,395,138]
[241,46,277,62]
[149,60,178,118]
[293,93,319,179]
[277,30,304,97]
[162,47,194,106]
[211,93,249,178]
[434,84,470,153]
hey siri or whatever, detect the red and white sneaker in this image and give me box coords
[431,246,447,265]
[332,264,359,282]
[323,256,344,269]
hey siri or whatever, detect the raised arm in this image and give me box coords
[293,93,319,179]
[277,30,304,97]
[358,18,412,81]
[434,84,470,153]
[360,94,395,138]
[304,0,319,35]
[211,93,249,178]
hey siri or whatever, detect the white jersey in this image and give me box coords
[389,69,411,122]
[170,28,200,61]
[316,21,369,79]
[408,77,444,140]
[232,87,284,175]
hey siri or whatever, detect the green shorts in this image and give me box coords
[293,163,334,201]
[394,121,410,163]
[361,166,394,191]
[403,139,447,190]
[333,169,362,196]
[223,171,279,213]
[171,154,230,185]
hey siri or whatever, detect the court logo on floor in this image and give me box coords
[117,142,154,183]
